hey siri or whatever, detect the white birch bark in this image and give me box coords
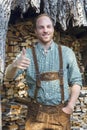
[0,0,12,82]
[11,0,40,13]
[43,0,87,30]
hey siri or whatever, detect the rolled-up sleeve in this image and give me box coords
[67,49,82,87]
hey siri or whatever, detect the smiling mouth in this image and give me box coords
[43,34,49,37]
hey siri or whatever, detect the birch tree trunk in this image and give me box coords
[43,0,87,30]
[11,0,40,13]
[0,0,12,82]
[0,1,12,129]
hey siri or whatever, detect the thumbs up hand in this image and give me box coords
[13,48,30,70]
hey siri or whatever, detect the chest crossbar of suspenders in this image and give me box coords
[31,43,64,104]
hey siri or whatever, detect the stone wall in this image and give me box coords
[1,19,87,130]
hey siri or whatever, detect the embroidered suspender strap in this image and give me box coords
[31,45,41,100]
[58,45,64,103]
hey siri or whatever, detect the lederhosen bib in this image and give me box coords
[31,43,64,102]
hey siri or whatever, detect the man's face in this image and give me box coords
[35,16,54,45]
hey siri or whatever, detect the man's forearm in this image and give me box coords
[5,48,30,80]
[67,84,81,109]
[5,63,18,80]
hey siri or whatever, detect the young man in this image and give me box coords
[5,14,82,130]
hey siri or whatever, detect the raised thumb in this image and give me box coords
[22,47,26,56]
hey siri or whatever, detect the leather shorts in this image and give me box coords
[25,100,71,130]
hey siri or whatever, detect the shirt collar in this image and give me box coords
[36,40,55,51]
